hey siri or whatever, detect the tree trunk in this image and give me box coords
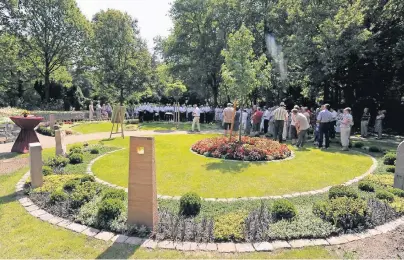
[211,73,218,106]
[119,87,124,106]
[239,105,243,142]
[44,69,50,102]
[323,83,330,102]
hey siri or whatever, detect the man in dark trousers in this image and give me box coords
[272,102,288,143]
[316,104,333,149]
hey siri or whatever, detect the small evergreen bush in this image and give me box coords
[80,175,95,183]
[50,189,68,204]
[353,142,365,148]
[386,166,396,173]
[90,147,100,154]
[358,180,375,192]
[214,212,247,242]
[102,189,126,201]
[97,198,125,222]
[69,144,83,155]
[272,199,297,221]
[63,179,80,191]
[388,188,404,198]
[45,155,69,168]
[376,190,394,202]
[179,192,202,216]
[369,146,381,153]
[383,153,396,166]
[328,185,358,199]
[42,166,53,176]
[69,153,83,164]
[37,126,55,137]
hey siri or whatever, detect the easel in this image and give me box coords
[110,106,125,139]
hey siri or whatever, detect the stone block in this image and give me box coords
[310,239,329,246]
[81,227,100,237]
[95,231,115,241]
[175,242,192,251]
[326,236,349,245]
[235,243,255,252]
[198,243,217,251]
[55,130,66,156]
[111,235,129,243]
[57,220,72,228]
[29,143,43,188]
[271,240,291,250]
[157,240,175,250]
[31,209,47,217]
[48,217,64,225]
[217,242,236,253]
[49,114,55,129]
[66,223,87,233]
[394,141,404,189]
[253,242,273,252]
[125,237,144,245]
[141,239,157,249]
[39,213,54,221]
[289,239,314,248]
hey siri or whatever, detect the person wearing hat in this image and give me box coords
[292,108,310,148]
[340,107,353,151]
[290,105,300,145]
[272,102,288,143]
[223,103,235,136]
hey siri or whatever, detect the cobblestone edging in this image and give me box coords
[14,171,404,252]
[87,149,378,201]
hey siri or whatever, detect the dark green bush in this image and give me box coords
[102,189,126,201]
[90,147,100,154]
[353,142,365,148]
[179,192,202,216]
[69,144,83,155]
[388,188,404,198]
[386,166,396,173]
[97,198,125,221]
[272,199,297,220]
[70,182,103,208]
[80,175,95,183]
[63,179,81,191]
[376,190,394,202]
[45,155,69,168]
[313,197,368,230]
[42,166,53,176]
[358,180,376,192]
[383,153,396,166]
[328,185,358,199]
[69,153,83,164]
[369,146,382,153]
[50,189,68,204]
[37,126,55,137]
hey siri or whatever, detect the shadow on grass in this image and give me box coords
[0,192,17,206]
[0,152,20,160]
[204,160,255,173]
[96,242,139,259]
[153,130,176,133]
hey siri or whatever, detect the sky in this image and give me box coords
[76,0,173,50]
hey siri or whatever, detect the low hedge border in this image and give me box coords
[15,170,404,252]
[88,149,378,201]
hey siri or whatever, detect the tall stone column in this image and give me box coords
[127,136,158,230]
[55,130,66,156]
[49,114,55,130]
[394,141,404,190]
[29,142,43,188]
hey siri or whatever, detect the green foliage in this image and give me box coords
[386,166,396,173]
[69,145,83,155]
[272,199,297,221]
[376,190,395,202]
[179,192,201,216]
[383,153,396,165]
[214,212,247,242]
[34,174,84,193]
[369,146,382,153]
[42,166,53,176]
[63,179,80,191]
[90,147,100,154]
[101,189,126,201]
[358,180,375,192]
[36,126,55,137]
[97,198,125,222]
[388,188,404,198]
[328,185,358,199]
[68,153,83,164]
[313,197,368,230]
[80,175,95,183]
[365,174,394,187]
[45,155,69,168]
[49,189,68,204]
[353,142,365,148]
[70,182,104,208]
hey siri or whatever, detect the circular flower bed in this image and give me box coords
[191,136,292,161]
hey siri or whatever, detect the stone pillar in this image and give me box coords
[394,141,404,190]
[29,142,43,188]
[55,130,66,156]
[49,114,55,130]
[127,136,158,230]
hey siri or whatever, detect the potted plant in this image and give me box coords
[22,110,30,117]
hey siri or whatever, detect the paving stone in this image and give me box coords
[289,239,314,248]
[111,235,129,243]
[57,220,72,228]
[253,242,273,252]
[310,239,329,246]
[81,227,100,237]
[204,198,216,201]
[271,196,283,199]
[198,243,217,251]
[235,243,255,252]
[217,242,236,253]
[158,240,175,250]
[356,232,373,239]
[339,234,361,242]
[31,209,47,217]
[367,228,382,236]
[39,213,54,221]
[66,223,87,233]
[376,223,395,233]
[25,205,39,212]
[298,192,310,196]
[326,236,349,245]
[175,242,192,251]
[21,200,33,207]
[141,239,158,249]
[125,237,144,245]
[282,194,293,198]
[271,241,291,249]
[48,217,64,225]
[95,231,115,241]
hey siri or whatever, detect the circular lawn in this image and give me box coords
[92,134,374,198]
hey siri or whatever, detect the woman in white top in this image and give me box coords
[89,101,94,121]
[340,107,353,151]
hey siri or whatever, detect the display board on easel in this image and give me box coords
[110,106,125,139]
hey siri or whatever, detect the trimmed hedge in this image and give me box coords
[69,144,83,155]
[358,180,375,192]
[97,198,125,222]
[376,190,394,202]
[50,189,68,204]
[272,199,297,221]
[102,189,126,201]
[386,166,396,173]
[329,185,358,199]
[369,146,382,153]
[388,188,404,198]
[69,153,83,164]
[179,192,202,216]
[383,153,396,166]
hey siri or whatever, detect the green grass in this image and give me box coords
[0,169,336,258]
[92,134,373,198]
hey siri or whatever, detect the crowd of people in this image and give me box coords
[88,101,112,121]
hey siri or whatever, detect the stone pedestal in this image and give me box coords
[55,130,66,156]
[127,136,158,230]
[49,114,55,130]
[29,142,43,188]
[394,141,404,190]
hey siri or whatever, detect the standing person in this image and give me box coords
[223,103,235,136]
[95,102,101,121]
[330,108,338,138]
[317,104,333,149]
[191,104,201,132]
[361,108,371,138]
[335,109,343,135]
[89,101,94,121]
[263,107,271,134]
[106,103,112,119]
[340,107,353,151]
[374,110,386,139]
[290,105,299,145]
[252,107,263,133]
[242,109,248,132]
[273,102,288,143]
[293,109,310,148]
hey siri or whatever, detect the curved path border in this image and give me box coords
[88,149,378,201]
[14,170,404,252]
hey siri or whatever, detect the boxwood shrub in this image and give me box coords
[376,190,394,202]
[214,212,247,242]
[69,144,83,155]
[353,142,365,148]
[386,166,396,173]
[70,182,103,208]
[37,126,55,137]
[272,199,297,221]
[42,166,53,176]
[80,175,95,183]
[328,185,358,199]
[90,147,100,154]
[102,189,127,201]
[358,180,375,192]
[179,192,201,216]
[383,153,396,166]
[69,153,83,164]
[63,179,81,191]
[97,198,125,222]
[45,155,69,168]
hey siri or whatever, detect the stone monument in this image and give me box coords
[394,141,404,190]
[127,136,158,230]
[55,130,66,156]
[49,114,55,130]
[29,142,43,188]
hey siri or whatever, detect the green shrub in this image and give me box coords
[90,147,100,154]
[386,166,396,173]
[369,146,381,153]
[388,188,404,198]
[272,199,297,221]
[376,190,394,202]
[97,198,125,222]
[37,126,55,137]
[45,155,69,168]
[328,185,358,199]
[42,166,53,176]
[353,142,365,148]
[358,180,375,192]
[366,174,394,187]
[214,212,247,242]
[63,179,81,191]
[50,189,68,204]
[70,182,103,208]
[69,144,83,155]
[102,189,126,201]
[68,153,83,164]
[80,175,95,183]
[383,153,396,165]
[313,197,368,230]
[179,192,202,216]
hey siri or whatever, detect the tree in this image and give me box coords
[221,24,271,139]
[91,9,152,105]
[5,0,90,101]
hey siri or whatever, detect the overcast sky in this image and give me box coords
[76,0,173,50]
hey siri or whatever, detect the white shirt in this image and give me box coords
[263,110,271,120]
[295,113,310,130]
[193,107,200,117]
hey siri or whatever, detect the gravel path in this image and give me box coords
[0,157,29,176]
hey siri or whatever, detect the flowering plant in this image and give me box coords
[191,136,292,162]
[21,110,30,117]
